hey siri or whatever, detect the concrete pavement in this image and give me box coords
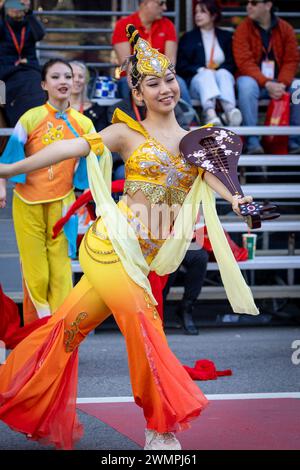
[0,326,299,450]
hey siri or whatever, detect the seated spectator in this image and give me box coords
[0,0,46,126]
[233,0,300,154]
[112,0,192,105]
[177,0,241,126]
[163,246,209,335]
[70,61,109,132]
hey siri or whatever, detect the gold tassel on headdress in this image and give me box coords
[125,24,174,88]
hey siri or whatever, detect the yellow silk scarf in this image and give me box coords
[86,148,259,315]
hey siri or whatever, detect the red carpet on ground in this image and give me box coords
[77,398,300,450]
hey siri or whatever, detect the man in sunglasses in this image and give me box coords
[233,1,300,154]
[112,0,191,104]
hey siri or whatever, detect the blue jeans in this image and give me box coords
[176,75,192,105]
[237,76,300,149]
[117,75,192,105]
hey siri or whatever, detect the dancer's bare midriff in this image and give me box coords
[121,190,182,241]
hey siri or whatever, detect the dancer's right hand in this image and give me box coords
[0,164,11,179]
[0,182,6,209]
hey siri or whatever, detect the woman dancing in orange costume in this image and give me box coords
[0,26,258,450]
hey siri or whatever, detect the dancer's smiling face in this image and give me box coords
[133,70,180,114]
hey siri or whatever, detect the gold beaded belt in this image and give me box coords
[84,224,120,264]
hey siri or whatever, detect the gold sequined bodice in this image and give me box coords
[112,108,202,206]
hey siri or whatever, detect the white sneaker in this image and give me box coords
[224,108,242,126]
[204,109,222,126]
[144,429,182,450]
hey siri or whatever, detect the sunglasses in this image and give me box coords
[155,0,167,5]
[246,1,267,5]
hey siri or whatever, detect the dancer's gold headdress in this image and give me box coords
[125,24,175,88]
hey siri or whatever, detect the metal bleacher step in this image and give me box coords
[71,255,300,274]
[219,219,300,233]
[6,283,300,304]
[0,182,13,220]
[167,285,300,301]
[0,183,22,292]
[3,291,23,303]
[0,253,22,293]
[239,155,300,166]
[216,184,300,199]
[0,219,18,253]
[190,126,300,136]
[207,256,300,271]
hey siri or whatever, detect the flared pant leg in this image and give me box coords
[0,274,111,449]
[79,238,208,435]
[0,230,208,449]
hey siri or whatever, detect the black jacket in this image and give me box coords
[84,102,109,132]
[0,9,45,80]
[176,27,236,86]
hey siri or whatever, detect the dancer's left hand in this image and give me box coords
[0,182,6,208]
[232,195,253,216]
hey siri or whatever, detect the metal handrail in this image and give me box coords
[37,44,113,51]
[222,11,300,18]
[71,256,300,274]
[1,127,300,136]
[32,9,300,19]
[216,183,300,199]
[45,28,114,34]
[33,10,176,18]
[214,26,300,34]
[45,26,300,35]
[36,8,178,62]
[189,126,300,135]
[239,155,300,166]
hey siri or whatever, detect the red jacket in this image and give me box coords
[233,17,299,87]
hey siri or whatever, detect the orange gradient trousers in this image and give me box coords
[0,205,208,449]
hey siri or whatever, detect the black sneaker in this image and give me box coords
[177,300,199,335]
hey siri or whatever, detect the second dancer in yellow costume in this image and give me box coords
[0,59,94,324]
[0,25,258,450]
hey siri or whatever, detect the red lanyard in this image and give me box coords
[79,102,85,114]
[209,32,216,64]
[132,97,142,122]
[262,39,273,61]
[6,21,26,64]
